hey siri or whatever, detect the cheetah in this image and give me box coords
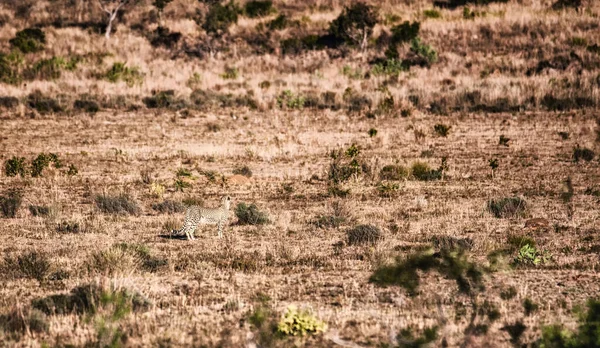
[173,196,231,240]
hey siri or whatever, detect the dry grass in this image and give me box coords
[0,0,600,346]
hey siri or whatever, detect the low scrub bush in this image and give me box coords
[0,96,19,108]
[347,224,382,245]
[10,27,46,53]
[95,193,141,215]
[0,307,48,338]
[328,2,378,48]
[151,199,185,214]
[27,91,64,114]
[379,164,409,180]
[105,62,143,86]
[203,1,240,36]
[0,189,23,218]
[411,161,443,181]
[487,197,527,218]
[142,90,186,109]
[233,165,252,177]
[0,51,23,85]
[148,26,182,49]
[31,153,61,177]
[74,99,100,113]
[235,202,269,225]
[573,145,595,162]
[5,156,27,177]
[434,123,451,137]
[277,90,305,109]
[244,0,274,18]
[3,251,51,281]
[537,298,599,347]
[27,56,79,80]
[29,205,50,217]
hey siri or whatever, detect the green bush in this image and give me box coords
[235,202,269,225]
[573,145,595,162]
[328,2,378,48]
[410,37,438,66]
[95,193,141,215]
[10,28,46,53]
[4,251,51,281]
[244,0,274,18]
[423,9,441,18]
[268,14,289,30]
[31,153,61,177]
[0,189,23,218]
[105,62,143,86]
[379,164,409,180]
[514,244,550,266]
[411,161,442,181]
[277,305,327,336]
[537,298,600,347]
[0,51,24,85]
[27,91,64,114]
[277,90,305,109]
[142,90,180,109]
[390,21,420,45]
[5,156,27,177]
[347,224,382,245]
[28,56,79,80]
[434,123,451,137]
[203,1,240,35]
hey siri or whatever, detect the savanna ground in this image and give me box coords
[0,0,599,347]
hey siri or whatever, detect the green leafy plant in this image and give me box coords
[31,153,61,177]
[105,62,143,86]
[515,244,550,266]
[0,51,24,85]
[277,90,305,109]
[5,157,27,177]
[277,305,327,336]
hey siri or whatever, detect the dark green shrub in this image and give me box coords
[268,14,288,30]
[27,56,79,80]
[390,21,420,45]
[105,62,143,86]
[67,164,78,176]
[151,200,185,214]
[10,28,46,53]
[0,96,19,108]
[411,161,442,181]
[328,146,365,184]
[5,156,27,177]
[153,0,173,12]
[244,0,274,18]
[74,99,100,113]
[573,145,595,162]
[57,221,81,234]
[379,164,409,180]
[434,123,451,137]
[27,91,63,114]
[396,326,438,347]
[329,2,378,48]
[551,0,582,10]
[142,90,183,109]
[95,193,141,215]
[409,37,438,66]
[487,197,527,218]
[29,205,50,217]
[4,251,51,281]
[537,298,599,347]
[203,1,240,35]
[423,9,441,18]
[31,153,61,177]
[0,189,23,218]
[235,202,269,225]
[368,128,377,137]
[347,224,382,245]
[233,165,252,177]
[148,26,182,48]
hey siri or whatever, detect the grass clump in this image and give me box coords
[379,164,409,180]
[142,90,181,109]
[514,244,550,267]
[244,0,274,18]
[95,193,141,215]
[31,153,61,177]
[87,243,167,275]
[4,251,51,281]
[5,156,27,177]
[233,165,252,177]
[235,202,269,225]
[347,224,382,245]
[277,305,327,336]
[105,62,143,87]
[434,123,451,137]
[423,9,442,18]
[10,27,46,53]
[0,189,23,218]
[28,56,79,80]
[397,326,438,347]
[151,199,185,214]
[28,205,50,217]
[27,91,63,114]
[0,96,19,108]
[0,51,24,85]
[277,90,305,109]
[573,145,595,162]
[487,197,527,218]
[74,99,100,113]
[411,160,444,181]
[32,283,150,316]
[370,248,485,295]
[0,307,48,338]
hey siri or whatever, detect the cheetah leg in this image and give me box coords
[218,222,223,238]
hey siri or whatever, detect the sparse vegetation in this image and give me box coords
[0,189,23,218]
[3,251,51,281]
[487,197,527,218]
[347,224,382,245]
[235,202,269,225]
[105,62,143,86]
[95,193,141,215]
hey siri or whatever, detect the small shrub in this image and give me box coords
[0,51,24,85]
[10,27,46,53]
[558,131,570,140]
[277,90,305,109]
[235,202,269,225]
[487,197,526,218]
[203,1,240,35]
[523,298,539,316]
[411,161,442,181]
[500,286,518,300]
[328,2,378,48]
[573,145,595,162]
[143,90,183,109]
[28,56,78,80]
[347,224,382,245]
[277,305,327,336]
[233,165,252,177]
[368,128,377,137]
[0,96,19,108]
[268,14,288,30]
[0,307,48,337]
[408,37,438,66]
[0,189,23,218]
[390,21,420,45]
[29,205,50,217]
[105,62,143,87]
[423,9,441,18]
[221,66,239,79]
[377,181,400,198]
[537,298,600,347]
[31,153,61,177]
[499,135,510,146]
[551,0,582,10]
[57,221,81,234]
[151,200,185,214]
[27,91,63,114]
[67,164,78,176]
[514,244,550,266]
[5,156,27,177]
[397,326,438,347]
[434,123,451,137]
[244,0,274,18]
[148,26,182,49]
[74,99,100,113]
[4,251,51,281]
[95,193,141,215]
